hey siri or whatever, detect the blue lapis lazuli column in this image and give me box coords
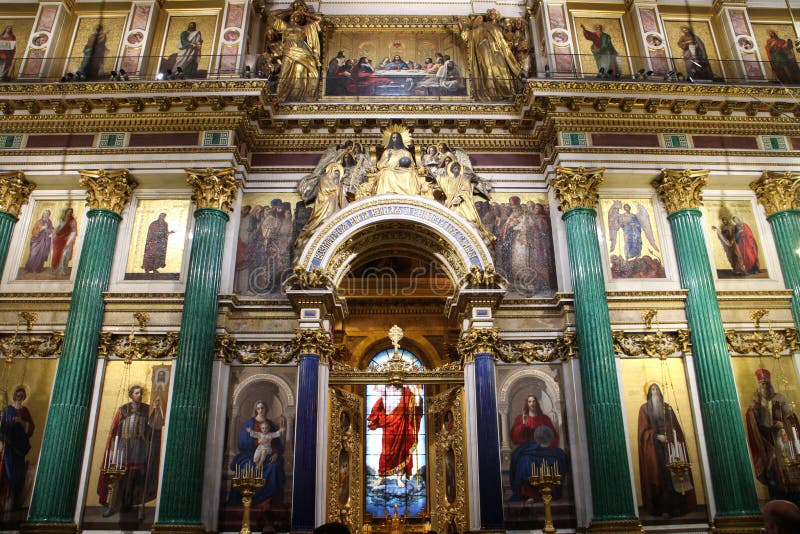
[291,353,320,531]
[474,352,504,528]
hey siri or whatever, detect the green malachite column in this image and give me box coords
[0,171,35,276]
[653,170,761,531]
[549,167,639,532]
[751,172,800,331]
[153,168,239,534]
[24,170,136,534]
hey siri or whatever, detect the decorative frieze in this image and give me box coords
[0,332,63,361]
[97,331,178,362]
[215,333,293,364]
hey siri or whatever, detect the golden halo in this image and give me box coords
[643,381,661,398]
[12,383,30,400]
[381,124,412,149]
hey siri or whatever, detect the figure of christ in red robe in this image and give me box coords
[367,384,423,488]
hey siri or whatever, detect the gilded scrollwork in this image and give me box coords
[97,331,178,362]
[0,332,63,362]
[725,328,798,357]
[0,171,35,217]
[214,333,293,364]
[750,171,800,216]
[78,169,137,215]
[291,327,336,363]
[327,387,363,532]
[550,167,605,212]
[499,339,558,363]
[186,167,240,212]
[612,330,683,359]
[652,169,709,214]
[428,387,467,534]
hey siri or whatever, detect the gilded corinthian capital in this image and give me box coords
[550,167,605,212]
[186,168,240,212]
[291,328,335,363]
[750,171,800,216]
[457,327,506,363]
[652,169,709,214]
[78,169,137,214]
[0,171,35,217]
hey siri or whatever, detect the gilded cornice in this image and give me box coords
[291,328,336,363]
[750,171,800,216]
[0,80,268,97]
[329,359,463,385]
[550,167,605,212]
[0,112,246,134]
[0,171,35,217]
[186,167,240,212]
[78,169,137,214]
[652,169,708,214]
[523,80,800,100]
[498,333,577,363]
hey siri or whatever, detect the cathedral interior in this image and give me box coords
[0,1,800,533]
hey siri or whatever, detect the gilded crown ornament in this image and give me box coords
[0,171,35,217]
[652,169,709,214]
[78,169,137,214]
[186,167,240,212]
[550,167,605,211]
[750,171,800,216]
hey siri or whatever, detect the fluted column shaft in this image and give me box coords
[291,353,320,531]
[767,209,800,328]
[562,207,636,521]
[473,352,504,529]
[26,170,134,530]
[668,208,759,514]
[156,208,229,526]
[0,210,17,276]
[751,172,800,332]
[27,209,122,522]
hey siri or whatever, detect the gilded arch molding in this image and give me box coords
[296,195,494,286]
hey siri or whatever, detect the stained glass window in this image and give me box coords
[365,349,427,518]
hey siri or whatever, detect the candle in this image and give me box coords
[555,461,559,476]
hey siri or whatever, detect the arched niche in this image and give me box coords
[296,195,494,287]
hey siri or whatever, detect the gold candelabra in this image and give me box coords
[667,459,691,495]
[232,464,265,534]
[100,464,127,514]
[528,461,562,534]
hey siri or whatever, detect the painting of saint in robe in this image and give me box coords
[705,201,767,279]
[141,213,174,274]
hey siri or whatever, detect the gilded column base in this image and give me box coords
[586,519,643,533]
[19,523,78,534]
[711,514,764,533]
[151,524,206,534]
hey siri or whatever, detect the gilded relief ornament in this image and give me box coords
[461,265,505,288]
[186,167,240,212]
[750,171,800,216]
[286,265,333,289]
[0,171,35,217]
[78,169,137,215]
[652,169,709,214]
[214,333,293,364]
[550,167,605,212]
[291,327,336,363]
[97,331,178,362]
[0,332,63,362]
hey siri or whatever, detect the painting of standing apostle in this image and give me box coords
[96,385,164,520]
